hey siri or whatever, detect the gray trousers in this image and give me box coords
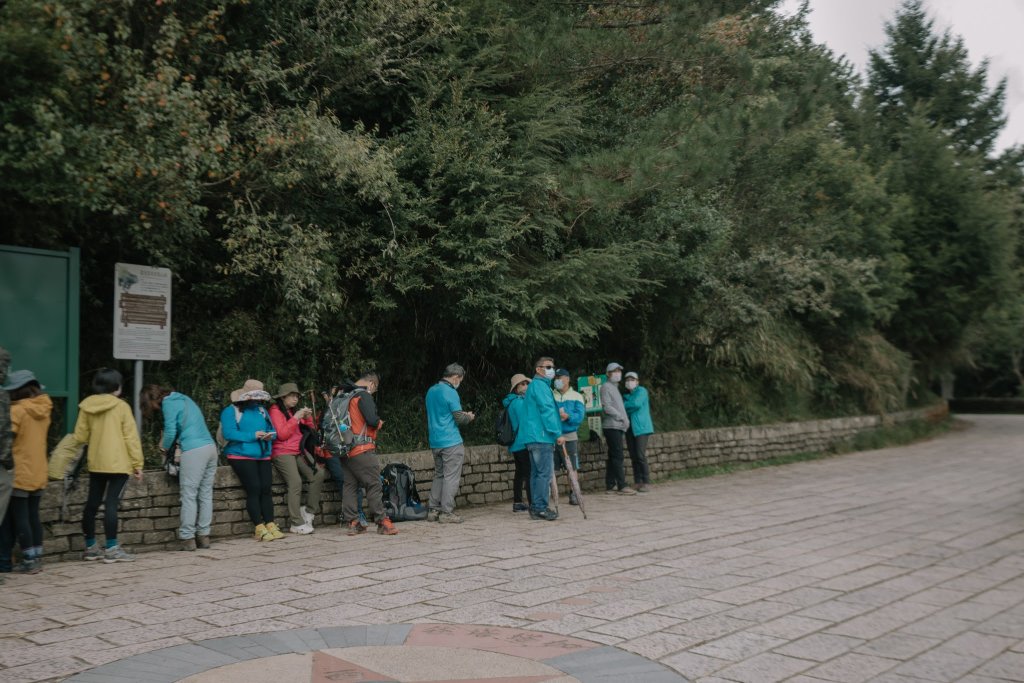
[178,444,218,539]
[428,444,465,514]
[339,451,384,523]
[271,454,325,526]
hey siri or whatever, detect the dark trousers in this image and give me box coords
[82,473,129,541]
[603,428,627,490]
[626,430,651,485]
[339,451,384,523]
[511,449,531,504]
[229,458,275,525]
[9,493,43,551]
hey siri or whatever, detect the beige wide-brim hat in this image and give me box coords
[274,382,302,399]
[509,373,531,392]
[230,379,271,403]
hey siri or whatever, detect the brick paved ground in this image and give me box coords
[1,414,1022,682]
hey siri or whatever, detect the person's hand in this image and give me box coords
[133,468,143,482]
[559,408,568,421]
[466,411,476,422]
[556,436,566,445]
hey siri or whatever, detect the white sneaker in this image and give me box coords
[289,523,314,535]
[300,506,315,525]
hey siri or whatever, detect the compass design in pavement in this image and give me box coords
[66,624,687,683]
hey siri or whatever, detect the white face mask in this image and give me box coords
[554,379,565,390]
[625,380,638,390]
[543,368,555,380]
[609,371,622,383]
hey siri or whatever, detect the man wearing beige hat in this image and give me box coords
[600,362,636,495]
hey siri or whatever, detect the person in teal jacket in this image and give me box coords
[520,357,564,521]
[503,374,531,512]
[142,385,218,551]
[553,368,586,505]
[623,371,654,492]
[220,379,283,541]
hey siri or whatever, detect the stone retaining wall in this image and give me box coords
[34,403,947,561]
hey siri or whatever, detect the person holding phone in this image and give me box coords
[269,382,324,535]
[221,379,282,541]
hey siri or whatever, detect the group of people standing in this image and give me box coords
[493,358,655,522]
[0,351,653,574]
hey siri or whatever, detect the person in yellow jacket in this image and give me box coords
[0,370,52,574]
[72,368,143,563]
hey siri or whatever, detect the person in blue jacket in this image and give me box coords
[623,371,654,493]
[142,385,218,551]
[552,369,585,505]
[503,374,531,512]
[425,363,475,524]
[519,356,564,521]
[221,379,282,541]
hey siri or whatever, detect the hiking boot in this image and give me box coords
[605,488,616,495]
[196,535,211,549]
[103,545,135,563]
[569,492,579,506]
[529,508,559,521]
[180,538,197,552]
[254,524,274,541]
[636,483,651,493]
[346,519,367,536]
[377,518,399,535]
[13,558,42,574]
[82,545,103,562]
[426,509,440,522]
[617,487,638,496]
[289,523,314,535]
[437,512,464,524]
[512,503,528,513]
[265,522,286,540]
[300,505,315,525]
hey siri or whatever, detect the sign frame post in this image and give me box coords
[113,263,172,433]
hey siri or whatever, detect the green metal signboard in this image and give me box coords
[0,245,80,429]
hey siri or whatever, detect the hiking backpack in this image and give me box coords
[495,406,516,447]
[320,390,358,458]
[380,462,428,522]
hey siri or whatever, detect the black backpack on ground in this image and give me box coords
[380,463,428,522]
[495,407,516,447]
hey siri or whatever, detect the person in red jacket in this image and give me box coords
[268,383,324,535]
[341,371,397,536]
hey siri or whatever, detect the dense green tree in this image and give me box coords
[1,0,1018,450]
[862,0,1018,392]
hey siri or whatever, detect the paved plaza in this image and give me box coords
[1,414,1023,682]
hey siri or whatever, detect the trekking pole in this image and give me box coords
[308,389,319,426]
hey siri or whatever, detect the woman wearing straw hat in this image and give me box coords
[221,379,283,541]
[502,374,531,513]
[268,382,324,535]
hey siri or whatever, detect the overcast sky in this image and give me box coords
[777,0,1024,152]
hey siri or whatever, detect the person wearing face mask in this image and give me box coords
[425,363,475,524]
[340,371,398,536]
[599,362,635,495]
[503,374,532,512]
[520,356,564,520]
[622,371,653,493]
[552,369,585,505]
